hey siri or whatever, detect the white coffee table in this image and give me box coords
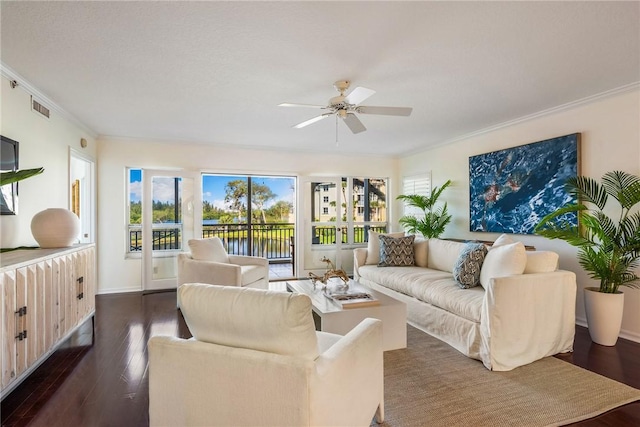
[286,279,407,351]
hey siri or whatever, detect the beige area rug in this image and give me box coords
[377,326,640,427]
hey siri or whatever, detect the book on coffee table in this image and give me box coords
[324,290,380,309]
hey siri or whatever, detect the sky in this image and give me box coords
[129,170,295,209]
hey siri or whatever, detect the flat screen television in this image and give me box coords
[1,135,19,215]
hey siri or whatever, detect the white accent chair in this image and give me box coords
[177,237,269,290]
[149,284,385,427]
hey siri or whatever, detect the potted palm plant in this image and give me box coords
[534,170,640,346]
[397,180,452,238]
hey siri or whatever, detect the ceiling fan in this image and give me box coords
[279,80,412,134]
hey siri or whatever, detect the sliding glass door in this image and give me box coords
[141,169,200,291]
[201,174,296,279]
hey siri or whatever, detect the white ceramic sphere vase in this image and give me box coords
[31,208,80,248]
[583,286,625,346]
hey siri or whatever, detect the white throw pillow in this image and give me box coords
[427,239,466,273]
[366,230,404,265]
[492,233,515,248]
[179,283,319,360]
[524,251,559,273]
[479,241,527,288]
[188,237,229,263]
[413,237,429,268]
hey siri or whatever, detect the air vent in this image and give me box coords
[31,96,50,119]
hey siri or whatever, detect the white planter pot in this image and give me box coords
[31,208,80,248]
[583,286,624,346]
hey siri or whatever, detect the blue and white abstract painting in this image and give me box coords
[469,133,580,234]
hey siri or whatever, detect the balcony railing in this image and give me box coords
[129,223,387,260]
[202,223,294,260]
[311,225,387,245]
[129,226,181,252]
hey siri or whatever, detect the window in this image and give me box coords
[127,168,142,253]
[401,173,432,219]
[310,177,388,246]
[201,174,295,261]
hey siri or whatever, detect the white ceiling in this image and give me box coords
[1,1,639,157]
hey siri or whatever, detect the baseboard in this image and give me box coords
[97,286,143,295]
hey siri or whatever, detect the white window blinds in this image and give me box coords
[401,173,431,218]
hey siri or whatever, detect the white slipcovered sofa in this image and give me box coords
[149,283,384,427]
[354,233,576,371]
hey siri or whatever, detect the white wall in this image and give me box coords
[399,88,640,342]
[96,137,397,294]
[0,76,97,248]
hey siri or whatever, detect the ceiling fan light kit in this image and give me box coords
[279,80,413,135]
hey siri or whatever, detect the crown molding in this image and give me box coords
[401,81,640,158]
[98,134,398,159]
[1,62,98,138]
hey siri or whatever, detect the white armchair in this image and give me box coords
[177,237,269,289]
[149,283,384,427]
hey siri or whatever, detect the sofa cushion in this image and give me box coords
[413,238,429,267]
[179,283,319,360]
[453,243,488,289]
[188,237,229,263]
[524,251,559,273]
[427,239,466,273]
[358,265,484,322]
[365,230,404,265]
[479,241,527,288]
[379,235,415,267]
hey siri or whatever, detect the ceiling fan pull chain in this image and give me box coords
[336,114,339,146]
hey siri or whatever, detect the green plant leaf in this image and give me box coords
[0,168,45,186]
[602,170,640,210]
[566,176,608,210]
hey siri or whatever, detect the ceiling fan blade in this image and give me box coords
[278,103,327,109]
[342,113,367,134]
[293,113,333,129]
[344,87,376,105]
[357,106,413,116]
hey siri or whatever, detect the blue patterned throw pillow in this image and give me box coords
[453,243,488,288]
[378,235,415,267]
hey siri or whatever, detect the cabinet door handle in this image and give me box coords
[77,276,84,299]
[14,306,27,340]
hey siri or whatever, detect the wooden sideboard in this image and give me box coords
[0,244,96,399]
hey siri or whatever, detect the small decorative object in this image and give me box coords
[309,256,349,289]
[535,170,640,346]
[397,180,452,238]
[469,133,580,234]
[31,208,80,248]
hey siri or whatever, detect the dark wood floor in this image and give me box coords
[1,291,639,426]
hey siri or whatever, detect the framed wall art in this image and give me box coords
[1,135,19,215]
[469,133,580,234]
